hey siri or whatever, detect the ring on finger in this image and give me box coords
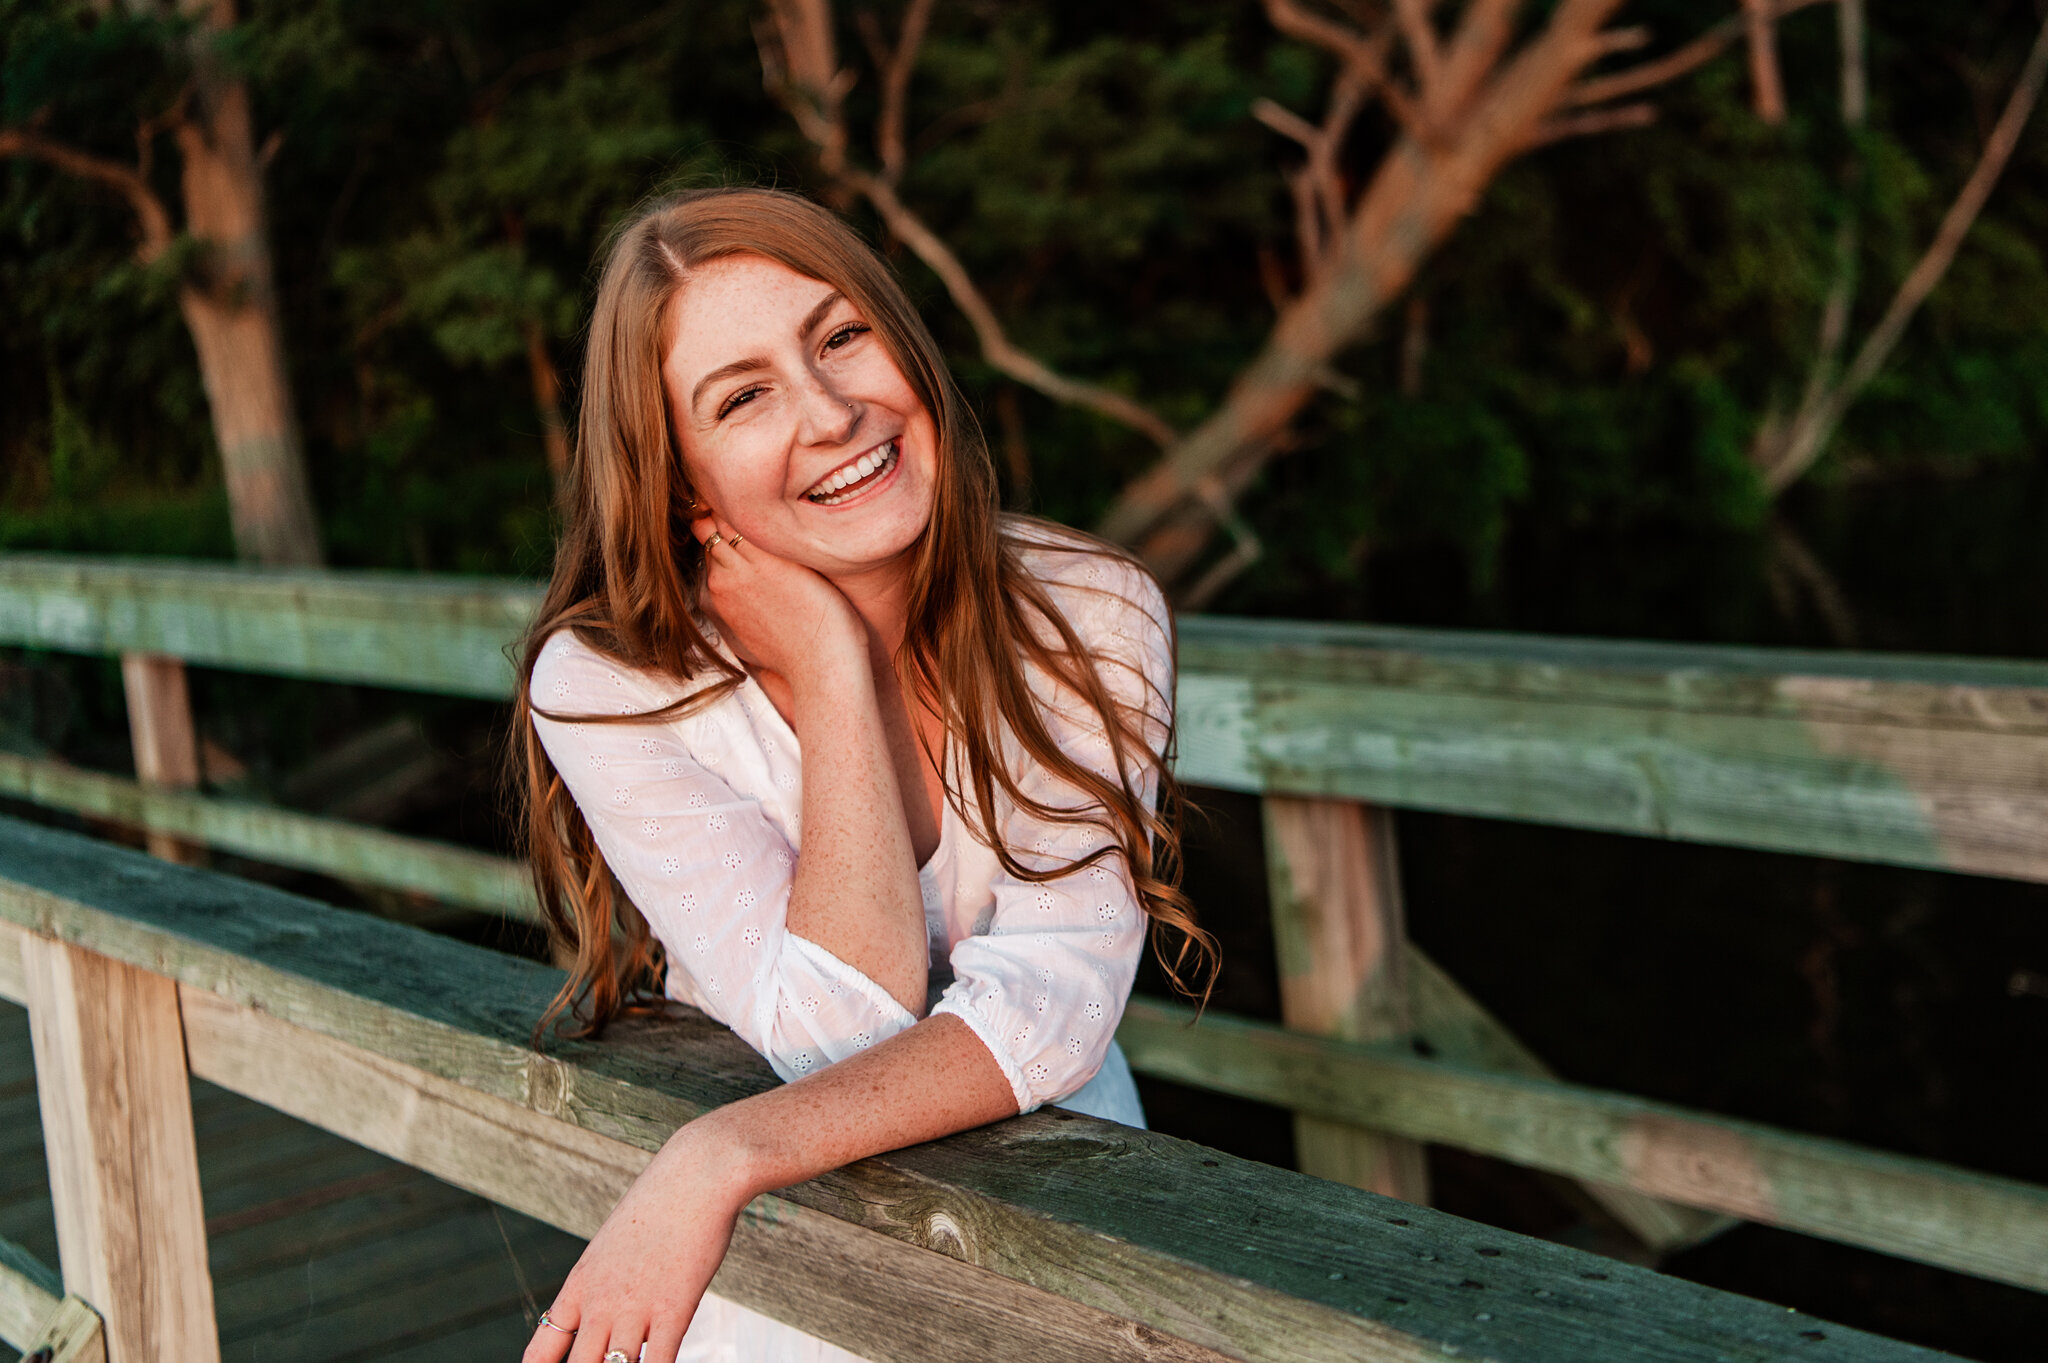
[604,1351,633,1363]
[537,1310,574,1335]
[704,532,725,549]
[726,533,744,549]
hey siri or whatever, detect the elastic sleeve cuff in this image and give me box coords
[774,932,919,1040]
[930,994,1036,1114]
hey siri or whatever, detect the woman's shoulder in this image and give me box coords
[530,627,690,714]
[1003,517,1173,652]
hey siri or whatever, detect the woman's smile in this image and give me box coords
[803,437,901,506]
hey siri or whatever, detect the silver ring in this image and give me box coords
[704,532,725,549]
[605,1351,632,1363]
[537,1309,574,1335]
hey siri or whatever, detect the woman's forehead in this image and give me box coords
[670,255,840,345]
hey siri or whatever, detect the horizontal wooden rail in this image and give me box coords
[1118,1000,2048,1292]
[0,815,1947,1363]
[7,554,2048,879]
[0,753,535,919]
[0,1233,62,1350]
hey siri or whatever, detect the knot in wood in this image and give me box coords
[524,1052,574,1116]
[922,1208,975,1261]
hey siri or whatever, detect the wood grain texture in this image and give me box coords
[0,816,1954,1362]
[15,1293,106,1363]
[118,652,203,864]
[0,1232,62,1350]
[7,558,2048,878]
[1263,797,1429,1202]
[1116,997,2048,1290]
[1175,615,2048,882]
[22,935,220,1362]
[1404,946,1733,1253]
[181,990,1231,1363]
[0,754,534,918]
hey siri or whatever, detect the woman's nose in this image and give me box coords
[793,372,859,445]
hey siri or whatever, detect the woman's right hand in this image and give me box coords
[690,512,867,693]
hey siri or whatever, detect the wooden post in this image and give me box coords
[119,653,204,865]
[1262,795,1429,1202]
[23,936,220,1363]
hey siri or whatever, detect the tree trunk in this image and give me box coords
[174,0,323,567]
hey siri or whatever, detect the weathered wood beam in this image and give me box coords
[0,754,535,919]
[0,1233,63,1351]
[13,1293,106,1363]
[0,816,1944,1363]
[0,555,537,700]
[8,556,2048,879]
[1116,997,2048,1292]
[22,934,221,1362]
[1176,616,2048,883]
[1263,796,1429,1202]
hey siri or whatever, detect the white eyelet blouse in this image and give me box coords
[528,530,1171,1126]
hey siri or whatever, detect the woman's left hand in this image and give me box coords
[523,1122,754,1363]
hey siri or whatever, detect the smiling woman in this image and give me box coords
[508,187,1215,1363]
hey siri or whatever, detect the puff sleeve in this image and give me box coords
[529,632,917,1083]
[929,556,1174,1112]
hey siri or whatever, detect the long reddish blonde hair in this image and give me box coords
[513,187,1213,1039]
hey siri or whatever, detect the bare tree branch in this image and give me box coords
[1568,0,1827,109]
[1741,0,1787,123]
[757,0,1180,450]
[1263,0,1423,137]
[1760,7,2048,494]
[1526,100,1657,148]
[876,0,935,184]
[0,126,175,262]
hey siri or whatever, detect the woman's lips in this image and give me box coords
[804,438,900,505]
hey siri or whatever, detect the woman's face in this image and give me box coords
[663,253,939,582]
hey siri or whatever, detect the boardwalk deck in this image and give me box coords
[1,1002,583,1360]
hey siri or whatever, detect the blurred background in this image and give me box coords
[3,2,2045,1358]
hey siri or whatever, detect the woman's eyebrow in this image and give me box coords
[687,291,850,414]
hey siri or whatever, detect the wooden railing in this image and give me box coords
[2,552,2044,1356]
[0,816,1957,1361]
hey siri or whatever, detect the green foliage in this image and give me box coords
[0,0,2043,629]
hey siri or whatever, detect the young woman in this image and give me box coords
[515,187,1209,1363]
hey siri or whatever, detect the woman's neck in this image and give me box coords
[828,560,916,663]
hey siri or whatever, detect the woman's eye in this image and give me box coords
[824,322,870,352]
[717,386,764,419]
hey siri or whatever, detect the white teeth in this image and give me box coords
[805,441,898,503]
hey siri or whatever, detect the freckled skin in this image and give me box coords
[526,256,1016,1363]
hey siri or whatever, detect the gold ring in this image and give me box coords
[704,532,724,549]
[727,533,745,549]
[537,1310,573,1335]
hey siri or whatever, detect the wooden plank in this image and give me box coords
[8,555,2048,878]
[1262,796,1429,1202]
[1176,616,2048,883]
[118,653,203,865]
[14,1293,105,1363]
[0,1233,62,1351]
[21,935,221,1363]
[0,555,536,700]
[180,989,1229,1363]
[1404,945,1733,1253]
[1115,996,2048,1292]
[0,754,534,919]
[0,815,1952,1363]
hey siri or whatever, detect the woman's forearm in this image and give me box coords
[783,660,929,1014]
[671,1013,1018,1203]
